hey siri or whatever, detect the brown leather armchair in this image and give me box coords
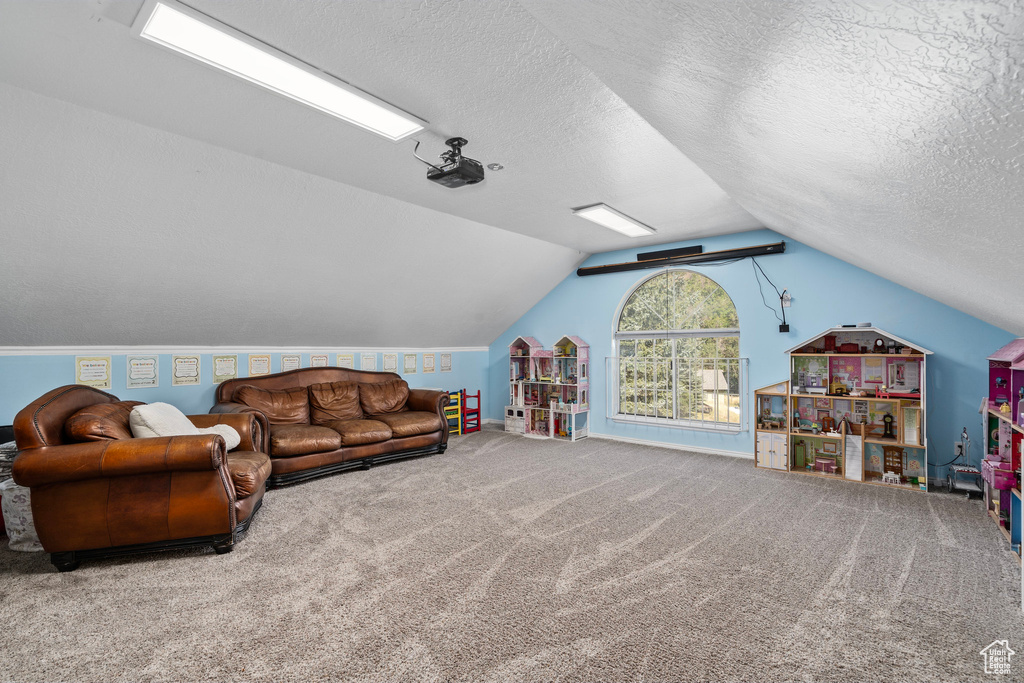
[12,385,271,572]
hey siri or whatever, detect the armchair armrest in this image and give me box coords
[210,402,269,453]
[407,389,449,415]
[13,435,224,488]
[188,413,262,452]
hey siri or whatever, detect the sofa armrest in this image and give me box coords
[13,435,225,488]
[407,389,450,415]
[189,413,262,452]
[210,401,269,453]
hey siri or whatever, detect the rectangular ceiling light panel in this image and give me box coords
[572,204,656,237]
[132,0,425,141]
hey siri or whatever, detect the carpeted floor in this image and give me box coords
[0,428,1021,682]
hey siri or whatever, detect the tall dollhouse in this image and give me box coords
[506,335,589,441]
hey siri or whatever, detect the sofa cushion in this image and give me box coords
[359,379,409,415]
[309,381,362,424]
[235,385,309,425]
[321,419,393,446]
[129,403,241,451]
[372,411,444,438]
[269,424,342,457]
[226,451,271,499]
[65,401,144,442]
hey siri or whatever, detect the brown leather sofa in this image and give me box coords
[211,367,449,486]
[12,385,271,572]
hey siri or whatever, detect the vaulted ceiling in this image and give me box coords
[0,0,1021,347]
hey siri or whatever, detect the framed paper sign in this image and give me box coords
[172,355,201,386]
[249,354,271,376]
[76,356,111,389]
[212,355,237,384]
[383,353,398,372]
[403,353,417,374]
[422,353,436,373]
[360,353,377,371]
[126,355,158,389]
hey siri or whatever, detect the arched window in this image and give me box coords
[615,270,742,428]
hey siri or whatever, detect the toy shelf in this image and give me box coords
[507,335,589,442]
[755,381,790,471]
[756,326,933,491]
[979,390,1022,566]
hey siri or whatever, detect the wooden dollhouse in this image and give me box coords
[772,326,932,491]
[754,381,789,470]
[506,335,589,441]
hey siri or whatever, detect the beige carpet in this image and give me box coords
[1,428,1021,682]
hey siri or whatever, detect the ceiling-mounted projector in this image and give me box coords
[413,137,485,188]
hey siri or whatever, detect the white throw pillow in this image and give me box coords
[0,478,43,552]
[130,403,240,451]
[199,424,242,451]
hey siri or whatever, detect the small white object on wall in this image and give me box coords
[212,355,237,384]
[76,356,111,389]
[171,355,201,386]
[126,355,159,389]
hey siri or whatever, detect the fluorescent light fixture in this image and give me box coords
[131,0,426,141]
[571,204,656,237]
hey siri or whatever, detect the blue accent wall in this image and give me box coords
[0,351,487,426]
[488,229,1013,479]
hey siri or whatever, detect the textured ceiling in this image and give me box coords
[0,0,1021,347]
[520,0,1024,334]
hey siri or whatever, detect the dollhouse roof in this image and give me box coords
[987,338,1024,364]
[556,335,588,348]
[509,336,543,351]
[784,327,933,355]
[755,380,789,394]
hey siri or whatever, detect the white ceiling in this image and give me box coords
[0,0,1021,347]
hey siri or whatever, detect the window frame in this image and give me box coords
[611,269,745,432]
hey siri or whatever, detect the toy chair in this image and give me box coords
[462,389,481,434]
[445,390,462,435]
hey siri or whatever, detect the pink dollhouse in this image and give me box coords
[987,338,1024,425]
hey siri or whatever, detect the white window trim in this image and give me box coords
[610,269,745,430]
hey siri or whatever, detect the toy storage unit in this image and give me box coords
[980,397,1023,564]
[778,326,932,491]
[983,336,1024,565]
[506,335,589,441]
[754,381,789,470]
[445,390,463,435]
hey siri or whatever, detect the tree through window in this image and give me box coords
[615,270,741,427]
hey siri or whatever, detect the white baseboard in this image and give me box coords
[480,419,754,460]
[588,431,753,460]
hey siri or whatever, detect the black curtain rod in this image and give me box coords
[576,241,786,277]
